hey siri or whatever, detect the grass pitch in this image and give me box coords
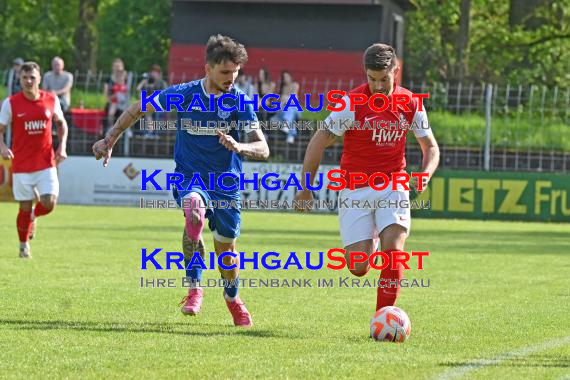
[0,202,568,379]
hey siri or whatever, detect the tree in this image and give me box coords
[0,0,79,71]
[74,0,99,73]
[404,0,570,86]
[455,0,471,82]
[97,0,171,74]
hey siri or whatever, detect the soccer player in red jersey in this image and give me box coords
[0,62,68,258]
[295,43,440,311]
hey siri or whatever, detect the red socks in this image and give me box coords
[17,203,53,243]
[34,202,53,217]
[376,249,404,310]
[17,209,32,243]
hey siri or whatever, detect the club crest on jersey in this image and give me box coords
[45,109,51,118]
[217,105,231,120]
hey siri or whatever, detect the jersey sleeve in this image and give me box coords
[0,98,12,126]
[53,96,65,120]
[322,96,355,137]
[411,99,432,138]
[237,93,259,133]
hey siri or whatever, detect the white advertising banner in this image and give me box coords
[58,156,339,212]
[58,156,175,207]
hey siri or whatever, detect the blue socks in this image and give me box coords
[224,275,239,300]
[185,258,203,285]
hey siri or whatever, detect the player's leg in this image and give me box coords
[374,189,411,310]
[212,236,252,327]
[339,188,378,277]
[29,167,60,240]
[344,239,375,277]
[179,191,208,316]
[12,172,36,258]
[210,204,252,327]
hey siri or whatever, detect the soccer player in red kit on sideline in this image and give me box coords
[294,43,440,312]
[0,61,68,258]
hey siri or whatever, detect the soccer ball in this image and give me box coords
[370,306,411,343]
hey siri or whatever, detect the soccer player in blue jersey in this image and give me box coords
[92,35,270,327]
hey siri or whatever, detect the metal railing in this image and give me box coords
[2,69,568,173]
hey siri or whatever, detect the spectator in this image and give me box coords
[272,70,300,144]
[136,64,168,139]
[6,58,24,96]
[235,69,254,99]
[255,67,275,122]
[103,58,130,132]
[43,56,74,113]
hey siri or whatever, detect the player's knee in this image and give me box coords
[184,209,205,240]
[40,198,56,211]
[186,208,204,226]
[221,254,237,268]
[380,225,407,251]
[349,262,371,277]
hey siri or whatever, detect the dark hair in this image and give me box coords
[278,70,292,96]
[205,34,248,66]
[363,43,397,71]
[257,67,270,95]
[21,61,41,75]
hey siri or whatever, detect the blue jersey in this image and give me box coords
[156,78,257,192]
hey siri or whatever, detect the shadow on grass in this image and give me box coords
[0,319,285,339]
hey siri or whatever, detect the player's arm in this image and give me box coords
[217,95,269,160]
[410,102,439,193]
[241,129,270,160]
[0,123,13,160]
[216,128,270,160]
[52,97,69,164]
[295,98,352,212]
[0,99,14,160]
[92,100,156,166]
[299,129,338,189]
[414,134,439,193]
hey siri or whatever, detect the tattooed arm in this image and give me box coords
[240,129,270,160]
[216,129,270,161]
[92,100,153,166]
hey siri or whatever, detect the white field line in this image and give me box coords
[435,335,570,380]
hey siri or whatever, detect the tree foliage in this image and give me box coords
[0,0,170,74]
[97,0,171,73]
[404,0,570,86]
[0,0,567,86]
[0,0,79,70]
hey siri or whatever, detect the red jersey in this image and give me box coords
[325,83,431,189]
[0,91,61,173]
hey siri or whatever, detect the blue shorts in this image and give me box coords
[172,184,241,240]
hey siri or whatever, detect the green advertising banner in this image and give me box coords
[411,170,570,223]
